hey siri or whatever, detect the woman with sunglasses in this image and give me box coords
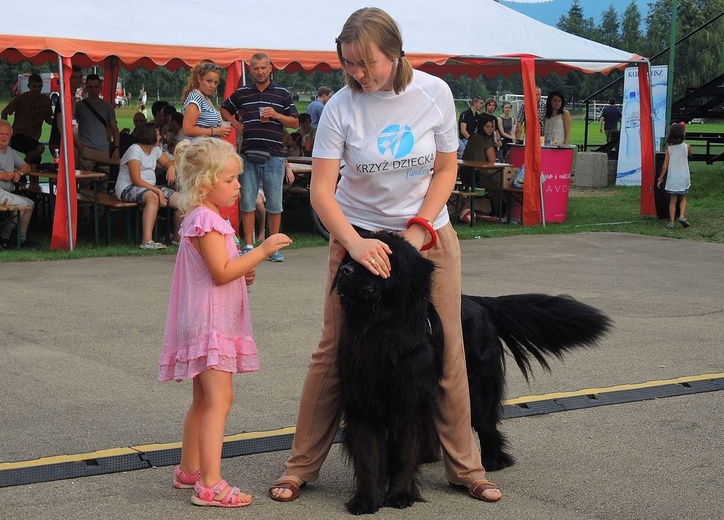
[181,61,231,140]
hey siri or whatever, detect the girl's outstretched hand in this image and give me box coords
[260,233,293,257]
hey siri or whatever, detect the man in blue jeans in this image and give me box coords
[221,52,299,262]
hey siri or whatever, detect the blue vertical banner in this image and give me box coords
[616,65,668,186]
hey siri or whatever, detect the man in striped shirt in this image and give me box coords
[221,53,299,261]
[514,86,547,142]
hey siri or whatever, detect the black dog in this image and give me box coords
[333,232,444,515]
[461,292,611,470]
[333,231,611,514]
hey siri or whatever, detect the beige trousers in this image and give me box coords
[282,223,487,486]
[78,145,111,174]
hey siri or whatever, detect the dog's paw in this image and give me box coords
[346,495,380,515]
[383,491,422,509]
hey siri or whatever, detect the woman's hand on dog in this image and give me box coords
[348,237,392,278]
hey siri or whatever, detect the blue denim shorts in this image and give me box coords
[120,185,177,204]
[240,154,285,213]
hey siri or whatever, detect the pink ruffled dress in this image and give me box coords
[159,206,258,382]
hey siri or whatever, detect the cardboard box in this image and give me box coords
[502,166,518,189]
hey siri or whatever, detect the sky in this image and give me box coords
[499,0,651,29]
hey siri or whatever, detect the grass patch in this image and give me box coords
[3,161,721,263]
[2,98,722,262]
[453,161,724,244]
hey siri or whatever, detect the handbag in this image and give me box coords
[244,150,271,164]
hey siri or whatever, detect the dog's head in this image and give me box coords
[332,231,436,312]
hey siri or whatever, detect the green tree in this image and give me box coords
[620,0,645,54]
[645,0,724,97]
[597,4,622,49]
[557,0,595,37]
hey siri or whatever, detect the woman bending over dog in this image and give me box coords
[270,6,501,506]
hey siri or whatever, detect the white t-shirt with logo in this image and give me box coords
[313,70,458,232]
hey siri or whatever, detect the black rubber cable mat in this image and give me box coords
[1,374,721,488]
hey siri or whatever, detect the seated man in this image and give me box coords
[119,111,147,137]
[151,100,170,129]
[295,113,316,156]
[164,112,185,156]
[1,73,54,167]
[0,119,36,248]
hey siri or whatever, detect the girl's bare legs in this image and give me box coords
[196,369,251,504]
[178,377,204,475]
[668,195,677,226]
[678,195,687,221]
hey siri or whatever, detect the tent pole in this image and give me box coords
[57,54,74,251]
[637,59,656,216]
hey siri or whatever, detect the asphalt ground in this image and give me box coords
[1,232,722,520]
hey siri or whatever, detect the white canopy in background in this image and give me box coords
[1,0,653,248]
[1,0,640,74]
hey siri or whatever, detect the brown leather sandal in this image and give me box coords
[449,480,501,502]
[269,478,305,502]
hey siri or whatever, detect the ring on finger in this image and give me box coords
[370,259,377,266]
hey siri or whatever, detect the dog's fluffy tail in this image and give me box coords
[467,294,612,381]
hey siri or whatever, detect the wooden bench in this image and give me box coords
[0,203,34,248]
[17,182,52,223]
[82,190,173,245]
[81,190,138,245]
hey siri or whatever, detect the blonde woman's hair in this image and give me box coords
[174,138,242,212]
[181,60,221,103]
[336,7,413,94]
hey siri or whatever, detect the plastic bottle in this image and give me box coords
[624,91,640,159]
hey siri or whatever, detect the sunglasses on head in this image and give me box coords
[201,62,220,70]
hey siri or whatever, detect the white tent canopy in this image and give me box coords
[2,0,640,74]
[2,0,652,248]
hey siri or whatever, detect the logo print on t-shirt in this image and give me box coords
[377,124,414,159]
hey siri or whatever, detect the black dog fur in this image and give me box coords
[333,232,444,515]
[333,231,612,514]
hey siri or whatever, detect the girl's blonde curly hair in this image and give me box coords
[174,137,242,212]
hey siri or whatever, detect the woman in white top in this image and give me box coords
[270,6,501,505]
[116,123,181,249]
[181,61,231,140]
[543,90,571,146]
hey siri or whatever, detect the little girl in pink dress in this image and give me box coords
[159,137,292,508]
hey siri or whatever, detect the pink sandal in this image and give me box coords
[190,479,251,508]
[173,465,200,489]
